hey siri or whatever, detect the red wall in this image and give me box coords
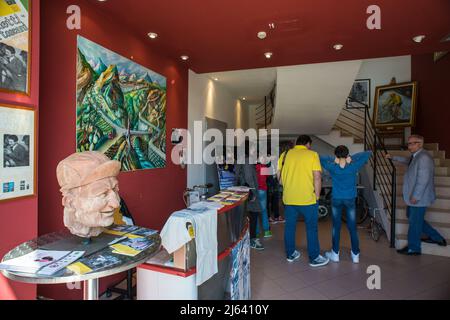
[38,0,188,299]
[0,0,40,300]
[412,53,450,156]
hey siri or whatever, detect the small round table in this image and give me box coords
[1,229,161,300]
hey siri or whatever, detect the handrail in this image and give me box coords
[341,97,397,248]
[255,85,276,129]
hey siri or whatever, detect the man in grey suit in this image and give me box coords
[387,135,447,255]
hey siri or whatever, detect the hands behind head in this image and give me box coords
[346,156,352,164]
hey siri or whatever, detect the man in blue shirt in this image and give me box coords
[320,146,372,264]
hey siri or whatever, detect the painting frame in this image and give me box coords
[0,0,32,96]
[373,81,418,129]
[347,79,371,108]
[0,104,36,203]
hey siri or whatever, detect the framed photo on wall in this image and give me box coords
[373,81,418,128]
[0,104,36,202]
[0,0,31,95]
[347,79,371,108]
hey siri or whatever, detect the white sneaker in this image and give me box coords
[325,250,340,263]
[351,251,360,264]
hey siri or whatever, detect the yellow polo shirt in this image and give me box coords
[278,145,322,206]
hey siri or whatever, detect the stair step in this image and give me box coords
[388,150,446,159]
[424,143,439,151]
[396,207,450,224]
[393,185,450,198]
[395,220,450,239]
[395,166,450,176]
[397,197,450,210]
[396,237,450,257]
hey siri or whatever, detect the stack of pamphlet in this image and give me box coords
[103,225,157,239]
[0,250,85,276]
[68,253,121,275]
[110,237,155,257]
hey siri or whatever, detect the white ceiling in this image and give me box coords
[202,67,277,105]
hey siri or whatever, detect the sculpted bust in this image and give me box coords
[56,152,121,238]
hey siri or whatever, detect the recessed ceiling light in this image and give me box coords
[242,97,247,101]
[333,44,344,50]
[412,35,426,43]
[257,31,267,40]
[148,32,158,39]
[264,52,273,59]
[181,55,189,61]
[213,77,219,81]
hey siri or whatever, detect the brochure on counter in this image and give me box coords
[0,250,85,275]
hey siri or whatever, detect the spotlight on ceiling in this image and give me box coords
[213,77,219,81]
[257,31,267,40]
[148,32,158,39]
[181,55,189,61]
[242,97,247,101]
[333,44,344,50]
[412,35,426,43]
[268,23,275,29]
[264,52,273,59]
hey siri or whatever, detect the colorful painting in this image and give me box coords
[76,36,167,171]
[0,0,30,95]
[373,81,418,128]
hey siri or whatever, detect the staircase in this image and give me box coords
[381,144,450,257]
[323,100,450,257]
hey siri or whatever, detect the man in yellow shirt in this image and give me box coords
[278,135,329,267]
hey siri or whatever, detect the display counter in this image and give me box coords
[137,195,250,300]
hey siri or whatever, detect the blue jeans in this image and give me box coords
[407,206,445,253]
[284,204,320,261]
[332,198,360,255]
[256,190,270,235]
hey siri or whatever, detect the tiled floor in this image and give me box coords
[251,219,450,300]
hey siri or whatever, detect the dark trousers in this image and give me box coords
[248,211,259,240]
[407,206,444,253]
[267,176,280,219]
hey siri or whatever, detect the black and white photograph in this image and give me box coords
[348,79,371,108]
[0,0,30,94]
[3,134,30,168]
[0,44,28,93]
[0,104,35,202]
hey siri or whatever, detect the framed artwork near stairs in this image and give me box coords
[348,79,371,108]
[373,81,418,129]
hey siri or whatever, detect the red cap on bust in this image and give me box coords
[56,152,121,192]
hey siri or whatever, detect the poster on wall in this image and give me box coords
[347,79,371,108]
[0,0,30,95]
[76,36,167,172]
[0,104,35,202]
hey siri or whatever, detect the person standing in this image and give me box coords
[277,135,329,267]
[320,147,372,264]
[235,141,264,250]
[256,159,272,238]
[387,135,447,255]
[267,154,285,224]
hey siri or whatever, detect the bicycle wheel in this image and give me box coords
[318,204,329,220]
[342,195,370,224]
[370,219,381,241]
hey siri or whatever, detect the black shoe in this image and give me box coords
[437,239,447,247]
[397,247,421,256]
